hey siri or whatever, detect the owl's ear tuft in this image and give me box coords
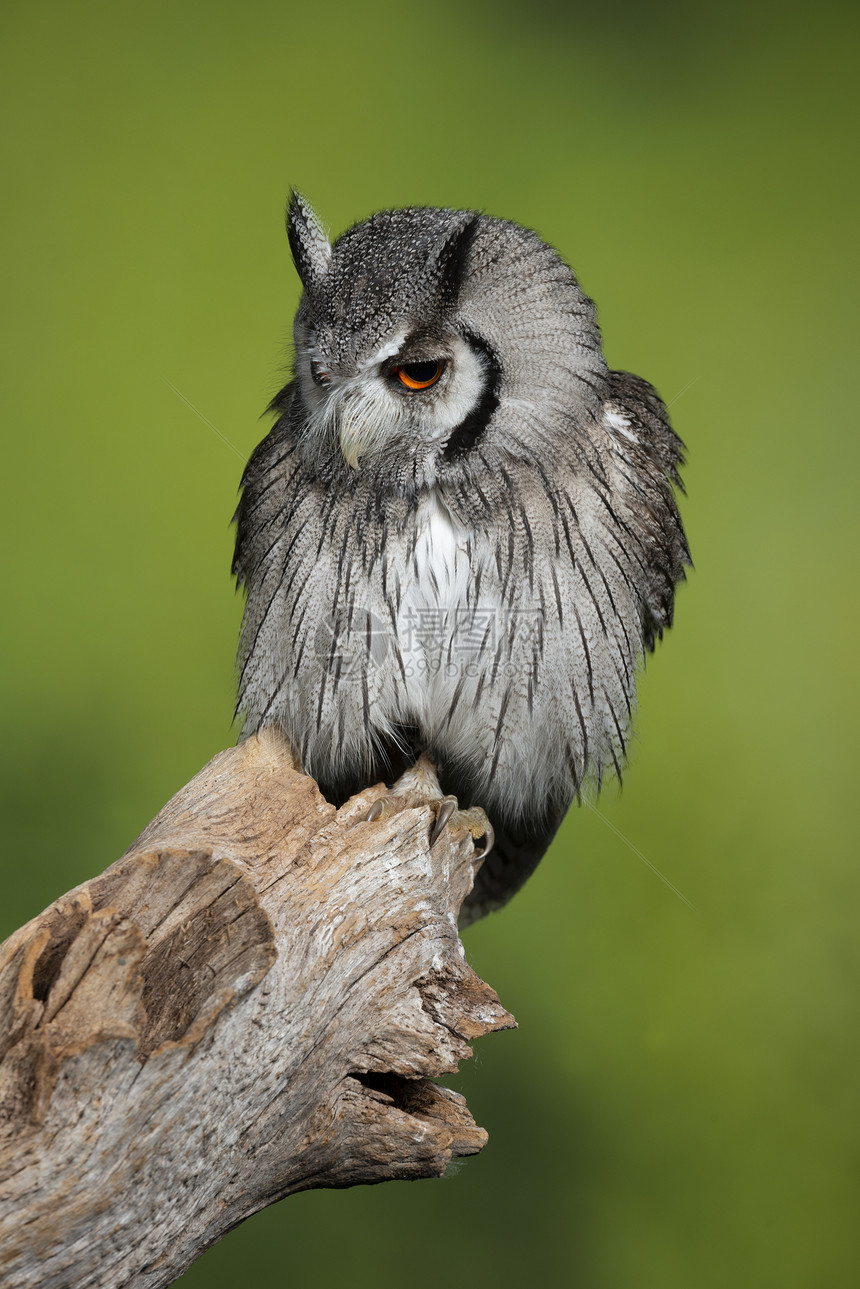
[432,213,482,311]
[287,190,332,289]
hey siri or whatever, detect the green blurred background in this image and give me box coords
[2,0,857,1284]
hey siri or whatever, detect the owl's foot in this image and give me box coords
[365,754,494,859]
[429,799,495,854]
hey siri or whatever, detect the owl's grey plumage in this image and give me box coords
[233,193,690,921]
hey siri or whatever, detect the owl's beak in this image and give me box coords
[339,417,369,470]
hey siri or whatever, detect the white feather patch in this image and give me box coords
[605,408,638,443]
[398,495,472,726]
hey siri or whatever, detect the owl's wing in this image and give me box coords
[231,385,305,732]
[602,369,691,651]
[462,372,690,923]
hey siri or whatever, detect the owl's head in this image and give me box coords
[284,191,608,490]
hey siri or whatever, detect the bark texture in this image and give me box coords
[0,729,514,1288]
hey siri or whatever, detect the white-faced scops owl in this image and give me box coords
[233,193,690,923]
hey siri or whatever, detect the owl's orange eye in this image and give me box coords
[393,360,446,390]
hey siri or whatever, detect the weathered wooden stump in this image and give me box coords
[0,729,514,1288]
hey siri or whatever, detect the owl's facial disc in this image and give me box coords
[298,326,492,474]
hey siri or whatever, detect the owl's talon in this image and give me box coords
[474,820,495,862]
[365,799,386,823]
[429,796,458,846]
[434,803,494,860]
[430,798,492,859]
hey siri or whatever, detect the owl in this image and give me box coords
[233,192,690,923]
